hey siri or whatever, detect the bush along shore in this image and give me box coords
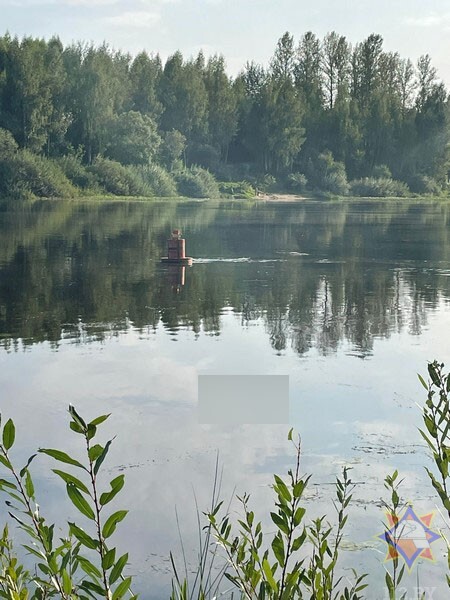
[1,31,450,201]
[0,361,450,598]
[0,136,445,202]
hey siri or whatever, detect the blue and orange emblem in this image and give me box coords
[378,505,441,570]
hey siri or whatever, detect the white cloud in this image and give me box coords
[1,0,121,5]
[405,13,450,29]
[105,10,161,28]
[1,0,175,6]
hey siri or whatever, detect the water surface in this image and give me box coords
[0,198,449,598]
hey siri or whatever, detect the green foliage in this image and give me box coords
[0,150,78,199]
[199,434,366,600]
[349,177,410,198]
[382,471,407,600]
[130,164,178,197]
[0,128,19,158]
[0,405,134,599]
[219,181,255,199]
[408,174,443,195]
[255,173,277,193]
[175,166,220,198]
[158,130,186,171]
[57,153,99,191]
[308,151,349,195]
[0,32,448,198]
[287,172,308,193]
[88,157,149,196]
[105,111,161,165]
[418,362,450,586]
[372,164,392,179]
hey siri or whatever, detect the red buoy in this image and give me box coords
[161,229,193,265]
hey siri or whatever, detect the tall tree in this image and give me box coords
[159,52,208,150]
[321,32,350,110]
[203,55,238,160]
[129,52,162,120]
[294,31,323,109]
[270,32,295,83]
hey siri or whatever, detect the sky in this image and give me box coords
[2,0,450,83]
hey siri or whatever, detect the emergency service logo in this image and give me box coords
[378,505,441,570]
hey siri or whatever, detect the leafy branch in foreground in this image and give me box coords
[204,431,366,600]
[418,360,450,586]
[382,471,406,600]
[306,466,367,600]
[0,405,135,599]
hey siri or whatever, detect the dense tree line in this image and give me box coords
[0,31,449,198]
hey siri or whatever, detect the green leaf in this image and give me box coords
[100,475,125,506]
[385,570,394,593]
[68,405,86,429]
[77,555,102,579]
[0,478,16,490]
[94,439,113,475]
[69,523,98,550]
[2,419,15,450]
[62,569,72,595]
[88,444,104,462]
[274,475,292,502]
[102,510,128,538]
[90,414,111,427]
[287,428,293,441]
[86,424,97,440]
[67,483,95,520]
[262,558,277,593]
[271,534,285,565]
[270,512,289,535]
[53,469,90,495]
[109,553,128,585]
[0,455,12,470]
[102,548,116,570]
[418,374,428,390]
[19,454,37,478]
[39,449,86,470]
[80,580,105,595]
[293,506,306,526]
[25,470,34,499]
[70,421,84,434]
[112,576,132,600]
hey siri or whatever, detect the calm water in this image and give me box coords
[1,198,450,598]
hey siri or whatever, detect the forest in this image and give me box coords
[0,30,449,199]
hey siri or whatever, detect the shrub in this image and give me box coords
[287,172,308,193]
[174,165,220,198]
[88,157,148,196]
[219,181,255,199]
[57,154,99,191]
[255,173,277,193]
[407,174,442,195]
[372,164,392,179]
[350,177,410,197]
[307,151,349,195]
[0,128,18,158]
[322,170,349,195]
[130,163,178,197]
[0,150,78,199]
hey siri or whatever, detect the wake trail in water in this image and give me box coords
[193,257,287,263]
